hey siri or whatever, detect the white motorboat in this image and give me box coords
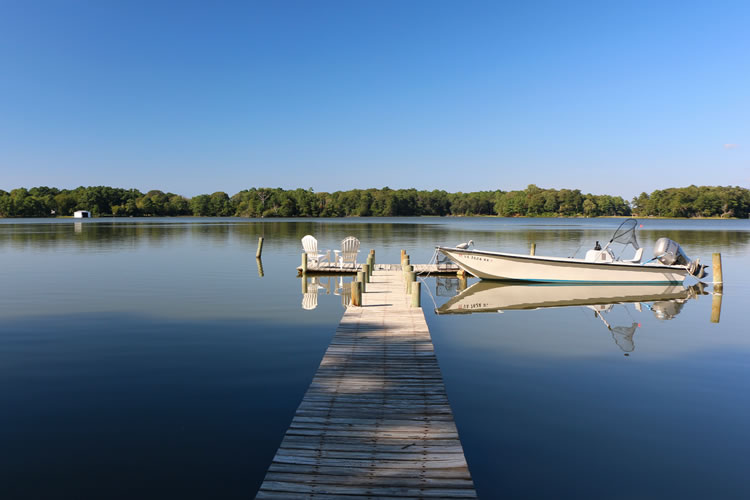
[437,219,706,284]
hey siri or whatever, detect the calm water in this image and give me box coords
[1,217,749,499]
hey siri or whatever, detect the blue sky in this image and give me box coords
[1,0,748,199]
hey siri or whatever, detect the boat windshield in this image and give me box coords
[609,218,639,250]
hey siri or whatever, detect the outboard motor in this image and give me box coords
[653,237,707,278]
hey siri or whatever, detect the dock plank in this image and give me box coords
[256,270,475,498]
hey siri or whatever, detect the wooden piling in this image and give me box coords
[357,271,366,293]
[256,236,264,258]
[530,243,536,256]
[350,280,362,306]
[301,253,308,274]
[406,270,416,293]
[301,276,308,294]
[362,263,370,282]
[712,253,723,289]
[256,257,264,277]
[411,280,421,308]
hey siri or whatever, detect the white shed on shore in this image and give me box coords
[73,210,91,218]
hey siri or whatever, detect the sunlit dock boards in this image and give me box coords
[297,263,460,275]
[256,270,476,499]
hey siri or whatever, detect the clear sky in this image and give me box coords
[1,0,748,199]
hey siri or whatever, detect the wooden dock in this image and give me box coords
[256,270,476,499]
[297,263,460,276]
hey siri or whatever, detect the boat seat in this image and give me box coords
[623,247,644,264]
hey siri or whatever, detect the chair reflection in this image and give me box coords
[301,276,351,310]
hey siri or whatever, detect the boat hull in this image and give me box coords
[437,247,688,284]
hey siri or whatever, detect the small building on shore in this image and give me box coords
[73,210,91,218]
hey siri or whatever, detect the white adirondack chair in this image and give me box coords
[301,235,330,267]
[335,236,360,270]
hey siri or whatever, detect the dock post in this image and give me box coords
[712,253,723,290]
[530,243,536,256]
[256,236,264,258]
[256,258,264,277]
[351,281,362,306]
[301,253,308,274]
[406,270,416,293]
[369,249,375,267]
[357,271,366,293]
[411,280,421,308]
[362,263,370,282]
[366,255,374,276]
[403,264,413,281]
[301,276,308,294]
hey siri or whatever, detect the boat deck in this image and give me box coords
[256,270,476,499]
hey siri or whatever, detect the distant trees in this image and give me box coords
[631,185,750,218]
[0,184,748,218]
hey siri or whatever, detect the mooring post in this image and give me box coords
[357,271,366,293]
[256,236,264,258]
[530,243,536,256]
[710,253,723,323]
[406,270,416,293]
[411,281,421,308]
[712,253,723,289]
[366,255,374,276]
[403,255,410,270]
[369,249,375,267]
[351,281,362,306]
[403,264,413,282]
[301,276,308,294]
[362,263,370,283]
[301,253,308,274]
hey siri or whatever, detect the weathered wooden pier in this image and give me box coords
[297,263,461,276]
[256,268,476,499]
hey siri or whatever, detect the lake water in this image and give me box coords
[1,217,749,499]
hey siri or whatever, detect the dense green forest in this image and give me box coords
[0,185,748,218]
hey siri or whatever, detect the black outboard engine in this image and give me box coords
[653,237,707,278]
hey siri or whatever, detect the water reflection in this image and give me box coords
[436,281,708,353]
[300,276,352,310]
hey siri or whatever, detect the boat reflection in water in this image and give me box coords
[436,280,707,353]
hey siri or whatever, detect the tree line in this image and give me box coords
[0,184,748,218]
